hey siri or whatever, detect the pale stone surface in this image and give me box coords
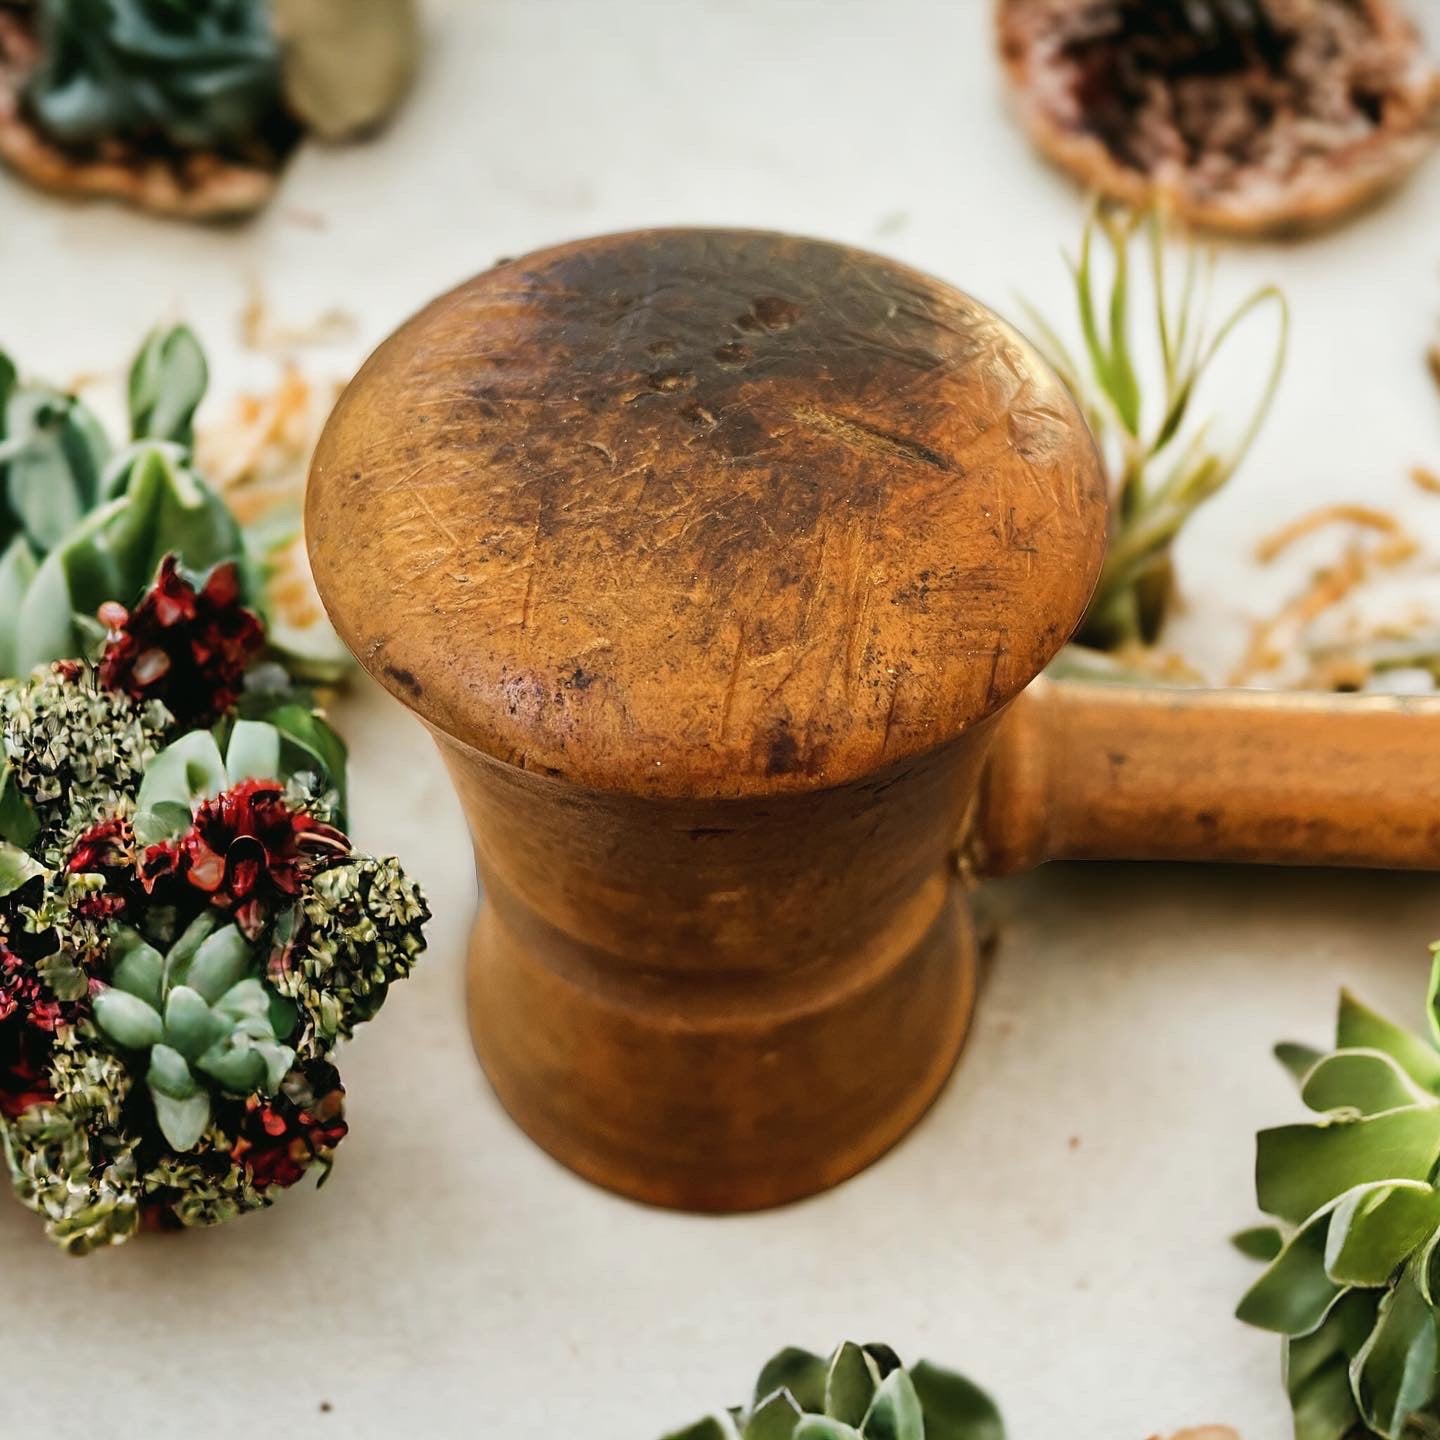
[1,3,1439,1437]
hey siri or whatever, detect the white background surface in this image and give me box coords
[2,2,1440,1436]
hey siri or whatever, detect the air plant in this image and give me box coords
[1236,946,1440,1438]
[1023,203,1289,659]
[659,1343,1005,1440]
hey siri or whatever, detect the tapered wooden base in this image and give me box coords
[467,878,977,1213]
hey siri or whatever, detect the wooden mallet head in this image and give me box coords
[308,228,1440,1212]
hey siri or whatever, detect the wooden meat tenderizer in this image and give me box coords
[307,227,1440,1213]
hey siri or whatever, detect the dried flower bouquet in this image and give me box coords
[0,329,428,1252]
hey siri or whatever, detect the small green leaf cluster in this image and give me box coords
[0,326,245,679]
[143,1147,268,1229]
[1,1099,141,1255]
[25,0,285,154]
[276,854,430,1050]
[1024,204,1289,655]
[1,662,169,858]
[660,1343,1005,1440]
[1238,956,1440,1438]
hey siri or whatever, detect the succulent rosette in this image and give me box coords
[0,332,428,1254]
[0,0,420,220]
[1236,947,1440,1438]
[660,1343,1005,1440]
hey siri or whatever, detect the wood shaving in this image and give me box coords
[240,286,357,357]
[1104,641,1207,684]
[1234,501,1436,688]
[195,362,341,644]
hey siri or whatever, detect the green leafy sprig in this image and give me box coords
[1237,946,1440,1439]
[660,1343,1004,1440]
[1024,204,1289,655]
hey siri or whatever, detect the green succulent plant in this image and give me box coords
[0,326,244,678]
[24,0,284,154]
[1024,204,1289,658]
[1237,949,1440,1439]
[660,1343,1004,1440]
[92,912,296,1151]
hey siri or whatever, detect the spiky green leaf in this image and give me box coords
[148,1043,199,1100]
[1302,1050,1435,1117]
[136,728,228,816]
[184,925,254,1004]
[0,840,44,898]
[111,936,166,1011]
[826,1344,878,1425]
[908,1362,1006,1440]
[1325,1182,1440,1288]
[1349,1264,1438,1437]
[1256,1108,1440,1226]
[1336,992,1440,1093]
[860,1371,923,1440]
[744,1392,803,1440]
[753,1352,828,1414]
[129,326,208,446]
[224,718,282,785]
[164,985,225,1060]
[1233,1225,1286,1262]
[1237,1207,1346,1336]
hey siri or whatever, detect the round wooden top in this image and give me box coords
[307,228,1106,798]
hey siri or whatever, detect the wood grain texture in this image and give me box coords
[307,228,1107,1210]
[308,228,1107,799]
[444,726,985,1211]
[973,678,1440,874]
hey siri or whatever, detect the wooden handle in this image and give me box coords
[972,678,1440,875]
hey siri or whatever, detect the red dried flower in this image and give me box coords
[143,779,349,940]
[0,944,64,1035]
[0,1014,54,1119]
[98,555,265,728]
[66,816,133,876]
[0,936,63,1119]
[230,1062,348,1189]
[63,816,137,924]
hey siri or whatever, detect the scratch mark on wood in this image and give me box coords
[718,623,746,742]
[792,404,951,472]
[413,487,461,549]
[879,672,902,759]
